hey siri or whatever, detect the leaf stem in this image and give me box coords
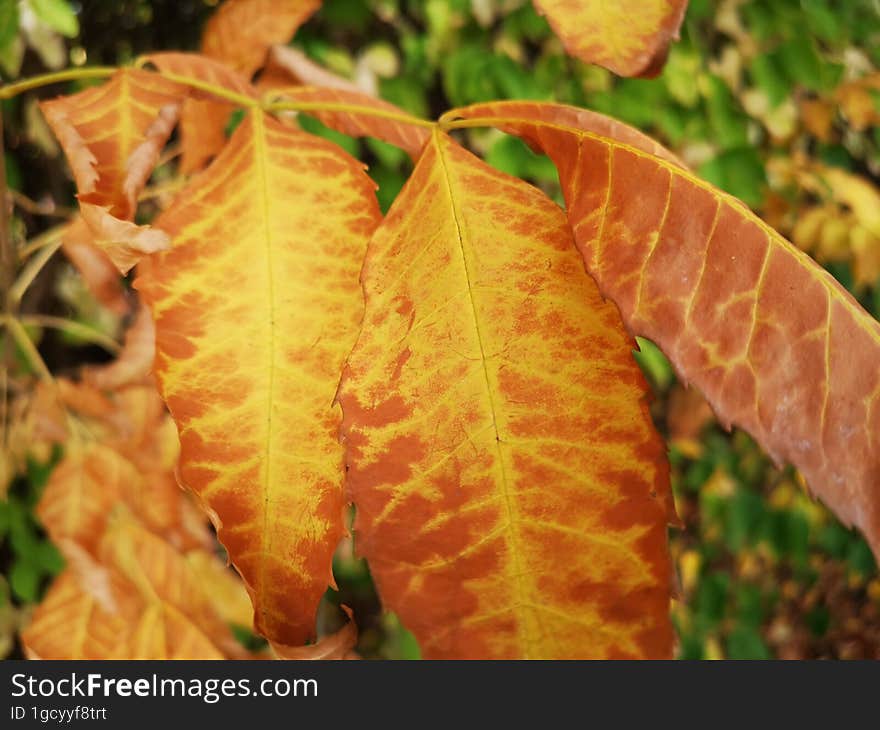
[18,224,67,260]
[11,190,75,219]
[439,117,499,131]
[154,69,258,107]
[10,236,63,304]
[0,67,118,99]
[1,315,52,382]
[263,100,437,129]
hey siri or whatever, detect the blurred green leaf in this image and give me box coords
[0,0,19,53]
[699,147,766,208]
[30,0,79,38]
[633,337,674,391]
[9,560,39,603]
[726,623,771,659]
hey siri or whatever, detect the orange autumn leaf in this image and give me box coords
[146,52,258,174]
[449,100,880,558]
[185,551,256,630]
[531,0,688,77]
[40,68,185,220]
[136,110,381,646]
[445,100,686,167]
[21,571,132,660]
[36,442,135,556]
[98,518,244,658]
[201,0,321,78]
[339,130,673,659]
[40,68,186,271]
[23,558,231,660]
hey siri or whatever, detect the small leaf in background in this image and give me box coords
[532,0,688,77]
[29,0,78,38]
[0,0,19,52]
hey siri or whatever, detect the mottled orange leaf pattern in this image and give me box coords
[202,0,320,77]
[339,130,673,659]
[532,0,688,77]
[449,101,880,559]
[136,110,381,646]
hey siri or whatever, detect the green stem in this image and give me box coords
[0,67,118,99]
[154,69,258,108]
[18,224,66,260]
[439,117,498,131]
[2,315,52,382]
[263,100,436,129]
[9,236,62,304]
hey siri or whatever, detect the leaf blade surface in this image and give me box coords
[340,130,673,659]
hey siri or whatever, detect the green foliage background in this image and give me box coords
[2,0,879,658]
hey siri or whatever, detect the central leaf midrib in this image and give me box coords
[433,130,534,657]
[252,111,278,628]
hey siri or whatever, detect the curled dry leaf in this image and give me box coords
[271,611,358,659]
[531,0,689,77]
[449,100,880,559]
[78,202,170,274]
[60,216,129,315]
[84,302,156,390]
[136,110,382,647]
[340,129,673,659]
